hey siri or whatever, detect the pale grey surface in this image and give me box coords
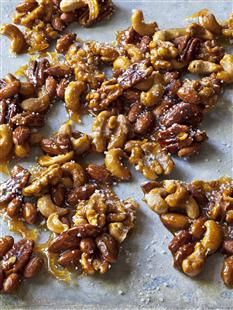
[0,0,233,309]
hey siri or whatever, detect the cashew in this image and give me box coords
[62,161,86,186]
[153,28,186,42]
[165,183,188,207]
[201,220,222,254]
[65,81,85,113]
[92,111,112,152]
[20,92,50,113]
[188,60,222,75]
[47,212,69,234]
[105,148,131,181]
[186,23,214,40]
[0,24,27,54]
[184,196,200,219]
[131,10,157,36]
[23,164,62,196]
[145,188,168,214]
[60,0,87,12]
[217,54,233,83]
[0,80,21,100]
[14,143,31,158]
[38,151,74,167]
[71,134,91,155]
[58,123,72,137]
[0,124,13,161]
[113,56,131,71]
[37,195,68,218]
[160,213,190,231]
[182,242,206,277]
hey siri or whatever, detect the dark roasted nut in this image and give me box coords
[0,236,14,257]
[222,240,233,255]
[3,273,20,294]
[173,243,195,270]
[190,217,206,240]
[23,256,44,279]
[56,33,76,54]
[0,81,21,100]
[60,12,76,24]
[46,64,73,78]
[22,202,37,225]
[51,16,65,32]
[45,76,58,98]
[12,126,30,145]
[7,198,22,218]
[86,164,110,183]
[66,184,97,206]
[56,79,69,99]
[40,134,72,155]
[27,59,49,87]
[134,111,155,134]
[168,230,192,255]
[141,181,161,194]
[174,35,200,62]
[57,249,81,268]
[80,238,96,254]
[222,256,233,287]
[96,233,119,263]
[51,183,65,206]
[11,112,44,127]
[127,103,143,123]
[2,239,34,273]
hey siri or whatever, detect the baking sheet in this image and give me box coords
[0,0,233,309]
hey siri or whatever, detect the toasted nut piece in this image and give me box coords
[113,56,131,71]
[217,54,233,83]
[96,233,119,263]
[80,238,96,254]
[71,134,91,155]
[160,213,190,231]
[14,143,31,158]
[58,249,81,268]
[23,256,44,279]
[105,148,131,181]
[62,161,86,186]
[198,10,222,34]
[185,196,200,219]
[51,183,65,206]
[108,222,129,243]
[131,10,157,36]
[92,111,112,152]
[0,24,27,54]
[22,202,37,225]
[182,242,206,277]
[190,217,206,240]
[186,23,214,40]
[141,83,164,107]
[0,236,14,257]
[19,82,35,98]
[107,115,129,150]
[221,256,233,287]
[47,212,69,234]
[0,124,13,161]
[188,60,222,74]
[38,151,74,167]
[144,188,168,214]
[65,81,85,113]
[0,81,21,100]
[60,0,87,12]
[153,28,186,42]
[3,273,20,293]
[37,194,68,218]
[168,230,192,255]
[201,220,222,254]
[20,93,50,113]
[86,164,110,182]
[7,198,22,218]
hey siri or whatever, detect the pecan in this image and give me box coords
[0,236,14,257]
[222,256,233,287]
[174,35,200,62]
[0,81,21,100]
[86,164,110,183]
[56,33,76,54]
[22,202,37,225]
[96,233,119,263]
[117,60,153,89]
[66,184,97,206]
[173,243,195,270]
[222,240,233,255]
[2,239,34,273]
[3,273,20,293]
[11,112,44,127]
[12,126,30,145]
[40,134,72,155]
[51,16,65,32]
[27,59,49,87]
[139,35,151,53]
[23,256,44,279]
[45,76,58,98]
[80,238,96,255]
[7,198,22,218]
[168,230,192,255]
[56,79,69,99]
[57,249,81,268]
[134,111,155,134]
[0,100,7,124]
[127,103,144,123]
[51,183,65,206]
[45,64,73,78]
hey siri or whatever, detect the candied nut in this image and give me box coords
[0,80,20,100]
[217,54,233,83]
[108,222,128,243]
[22,202,37,225]
[27,59,49,88]
[188,60,222,75]
[174,35,200,63]
[7,198,22,218]
[113,56,131,72]
[182,242,206,277]
[140,83,164,107]
[190,217,206,240]
[186,23,214,40]
[80,238,96,254]
[23,164,63,196]
[67,184,97,206]
[221,256,233,287]
[134,111,155,135]
[144,188,168,214]
[131,10,157,36]
[51,183,65,206]
[47,212,69,234]
[45,76,57,98]
[38,151,74,167]
[107,115,129,150]
[92,111,112,152]
[153,28,186,42]
[71,134,91,155]
[37,194,67,219]
[23,256,44,279]
[62,161,86,186]
[12,126,30,145]
[96,233,119,263]
[201,220,222,254]
[60,0,86,12]
[86,164,110,182]
[80,252,95,275]
[65,81,85,114]
[168,230,192,255]
[14,143,31,158]
[198,10,222,34]
[0,236,14,257]
[3,273,20,294]
[46,64,73,78]
[0,124,13,160]
[41,134,72,156]
[160,213,190,231]
[222,240,233,255]
[105,148,131,181]
[19,82,35,98]
[128,103,143,123]
[56,33,76,54]
[11,112,44,128]
[173,243,195,270]
[0,24,27,54]
[58,249,81,268]
[20,92,50,113]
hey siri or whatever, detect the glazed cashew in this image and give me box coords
[0,24,27,54]
[144,188,169,214]
[188,60,222,74]
[201,220,222,254]
[60,0,88,12]
[14,143,31,158]
[182,242,206,277]
[23,164,63,196]
[186,23,214,40]
[105,148,131,181]
[217,54,233,83]
[0,124,13,161]
[153,28,186,42]
[160,213,190,231]
[37,195,68,218]
[64,81,85,114]
[131,10,157,36]
[47,212,69,234]
[71,134,91,155]
[92,111,112,152]
[125,44,143,63]
[62,161,86,186]
[38,151,74,167]
[20,92,50,113]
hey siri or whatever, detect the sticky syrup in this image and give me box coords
[8,218,38,241]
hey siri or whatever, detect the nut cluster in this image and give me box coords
[142,177,233,287]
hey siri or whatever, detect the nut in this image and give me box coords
[86,164,110,182]
[80,238,96,254]
[20,92,50,113]
[188,60,222,75]
[0,80,21,100]
[160,213,190,231]
[37,194,68,219]
[105,148,131,181]
[144,188,168,214]
[67,184,97,206]
[221,256,233,287]
[13,126,31,145]
[57,249,81,268]
[182,242,206,277]
[62,161,86,186]
[3,273,20,293]
[0,124,13,160]
[96,233,119,263]
[0,236,14,257]
[23,256,44,279]
[60,0,87,13]
[47,212,69,234]
[7,198,22,218]
[131,10,157,36]
[201,220,222,254]
[22,202,38,225]
[56,33,76,54]
[0,24,27,54]
[64,81,85,114]
[38,151,74,167]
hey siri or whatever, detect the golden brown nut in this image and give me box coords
[20,92,50,113]
[37,194,68,218]
[188,60,222,74]
[105,148,131,181]
[38,151,74,167]
[47,212,69,234]
[64,81,85,114]
[200,220,222,254]
[0,24,27,54]
[131,10,157,36]
[182,242,206,277]
[0,124,13,161]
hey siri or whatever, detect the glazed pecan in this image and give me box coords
[40,134,72,155]
[174,35,200,62]
[26,59,49,87]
